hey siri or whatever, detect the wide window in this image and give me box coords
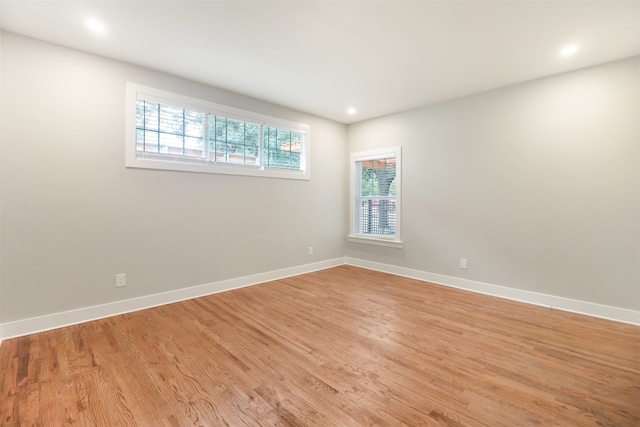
[126,83,309,179]
[349,147,402,247]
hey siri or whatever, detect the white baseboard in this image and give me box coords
[345,257,640,326]
[2,256,637,341]
[0,258,344,340]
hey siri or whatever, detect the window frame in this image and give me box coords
[348,146,403,248]
[126,83,310,180]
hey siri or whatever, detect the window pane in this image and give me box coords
[136,101,146,128]
[136,129,145,151]
[228,119,244,143]
[184,110,204,137]
[143,130,159,153]
[136,99,205,158]
[184,136,204,158]
[158,104,183,134]
[227,119,244,164]
[264,126,302,170]
[143,101,159,130]
[360,166,377,196]
[359,157,396,196]
[244,123,260,165]
[209,116,259,165]
[263,126,275,167]
[358,198,396,235]
[211,116,227,160]
[159,131,180,154]
[355,155,397,236]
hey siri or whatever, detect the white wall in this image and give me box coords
[347,56,640,311]
[1,31,637,331]
[0,33,347,323]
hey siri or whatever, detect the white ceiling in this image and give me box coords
[1,1,638,124]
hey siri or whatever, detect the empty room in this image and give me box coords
[0,1,639,425]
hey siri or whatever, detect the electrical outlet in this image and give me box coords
[308,246,314,256]
[116,273,126,287]
[460,258,468,269]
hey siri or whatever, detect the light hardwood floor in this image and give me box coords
[1,265,639,426]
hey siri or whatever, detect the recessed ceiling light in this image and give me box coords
[86,19,107,35]
[560,44,578,57]
[347,107,356,115]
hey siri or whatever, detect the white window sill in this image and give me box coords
[347,235,404,248]
[126,155,310,180]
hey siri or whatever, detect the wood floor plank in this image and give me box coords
[1,265,638,426]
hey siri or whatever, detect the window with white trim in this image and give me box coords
[126,83,309,180]
[349,147,402,247]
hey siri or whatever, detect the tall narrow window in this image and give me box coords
[349,147,402,247]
